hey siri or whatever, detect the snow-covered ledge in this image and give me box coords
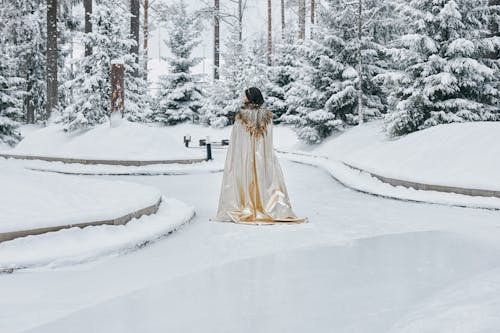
[343,162,500,199]
[0,197,195,273]
[0,153,207,166]
[0,197,162,243]
[0,165,163,243]
[280,152,500,211]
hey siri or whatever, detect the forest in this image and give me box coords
[1,0,499,145]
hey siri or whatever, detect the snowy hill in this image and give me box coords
[2,121,204,161]
[314,121,500,191]
[3,121,301,162]
[0,164,161,233]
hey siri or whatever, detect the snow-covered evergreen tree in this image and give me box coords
[59,0,137,131]
[6,1,47,123]
[125,66,151,122]
[201,31,269,127]
[152,0,204,125]
[57,0,79,115]
[282,0,389,143]
[0,28,23,146]
[385,0,500,137]
[265,29,301,123]
[282,37,349,143]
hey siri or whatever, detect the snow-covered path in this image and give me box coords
[2,159,500,333]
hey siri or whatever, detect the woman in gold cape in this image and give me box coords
[213,87,306,224]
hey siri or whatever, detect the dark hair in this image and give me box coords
[244,87,265,106]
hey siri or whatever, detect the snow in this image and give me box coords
[21,231,500,333]
[2,120,204,160]
[283,154,500,210]
[1,160,499,333]
[9,156,224,176]
[1,121,500,332]
[0,163,161,233]
[4,121,299,160]
[0,197,194,271]
[344,122,500,191]
[306,121,500,191]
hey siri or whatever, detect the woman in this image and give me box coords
[213,87,306,224]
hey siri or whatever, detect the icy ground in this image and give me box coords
[1,159,500,333]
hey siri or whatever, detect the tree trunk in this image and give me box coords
[46,0,58,120]
[357,0,363,124]
[143,0,149,81]
[26,73,35,124]
[489,0,500,36]
[84,0,92,58]
[214,0,220,80]
[130,0,140,77]
[111,62,125,116]
[267,0,272,66]
[238,0,243,41]
[298,0,305,40]
[281,0,285,39]
[310,0,315,39]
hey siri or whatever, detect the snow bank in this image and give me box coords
[0,197,195,270]
[23,158,225,176]
[312,121,386,158]
[0,163,161,233]
[3,121,204,160]
[311,121,500,191]
[283,154,500,210]
[3,121,300,161]
[1,150,225,176]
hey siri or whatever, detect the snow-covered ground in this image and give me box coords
[1,159,499,333]
[3,120,300,161]
[0,197,194,271]
[2,120,500,332]
[2,121,204,160]
[0,163,161,233]
[311,121,500,191]
[284,154,500,210]
[5,154,225,176]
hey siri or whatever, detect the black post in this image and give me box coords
[206,143,212,161]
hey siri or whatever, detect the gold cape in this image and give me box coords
[213,107,306,224]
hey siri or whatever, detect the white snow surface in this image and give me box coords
[310,121,500,191]
[0,197,194,270]
[2,121,500,332]
[2,121,204,160]
[1,160,499,333]
[282,153,500,210]
[346,122,500,190]
[3,154,225,176]
[3,121,300,161]
[0,163,161,233]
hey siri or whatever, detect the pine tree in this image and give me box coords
[0,40,23,146]
[59,0,144,131]
[153,0,204,125]
[6,1,47,124]
[282,0,389,143]
[385,0,500,137]
[265,29,301,123]
[201,31,269,127]
[57,0,79,116]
